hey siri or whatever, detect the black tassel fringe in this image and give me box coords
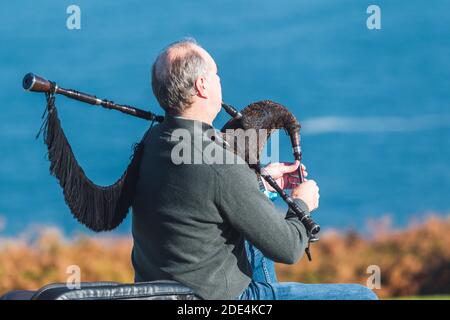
[37,93,150,232]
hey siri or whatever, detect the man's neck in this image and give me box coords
[179,109,214,126]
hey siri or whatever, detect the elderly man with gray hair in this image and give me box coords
[131,39,378,300]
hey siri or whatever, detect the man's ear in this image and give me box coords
[195,76,208,99]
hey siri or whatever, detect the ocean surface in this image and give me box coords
[0,0,449,236]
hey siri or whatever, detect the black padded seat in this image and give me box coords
[0,280,201,300]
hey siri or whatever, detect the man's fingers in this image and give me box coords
[288,170,308,178]
[284,162,307,175]
[288,176,301,186]
[279,161,300,173]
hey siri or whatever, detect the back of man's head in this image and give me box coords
[152,39,211,115]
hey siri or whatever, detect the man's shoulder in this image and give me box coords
[208,161,257,182]
[140,121,257,180]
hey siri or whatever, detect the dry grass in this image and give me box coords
[276,215,450,298]
[0,215,449,298]
[0,229,134,295]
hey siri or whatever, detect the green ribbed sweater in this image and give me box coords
[131,115,310,300]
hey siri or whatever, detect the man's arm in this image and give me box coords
[214,164,310,264]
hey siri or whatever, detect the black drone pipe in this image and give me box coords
[22,73,242,122]
[23,73,165,122]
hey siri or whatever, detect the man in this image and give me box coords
[131,39,378,300]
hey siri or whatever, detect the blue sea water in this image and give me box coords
[0,0,449,236]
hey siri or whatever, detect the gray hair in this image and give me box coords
[151,39,211,115]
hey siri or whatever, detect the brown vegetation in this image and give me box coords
[0,216,449,298]
[277,215,450,297]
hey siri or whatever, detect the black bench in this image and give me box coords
[0,280,201,300]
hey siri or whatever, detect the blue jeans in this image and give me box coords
[239,241,378,300]
[244,240,278,283]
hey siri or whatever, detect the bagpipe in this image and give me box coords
[22,73,320,260]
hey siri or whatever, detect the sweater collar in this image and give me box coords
[161,114,230,148]
[161,114,214,133]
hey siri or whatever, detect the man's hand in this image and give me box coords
[262,161,307,191]
[291,180,320,212]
